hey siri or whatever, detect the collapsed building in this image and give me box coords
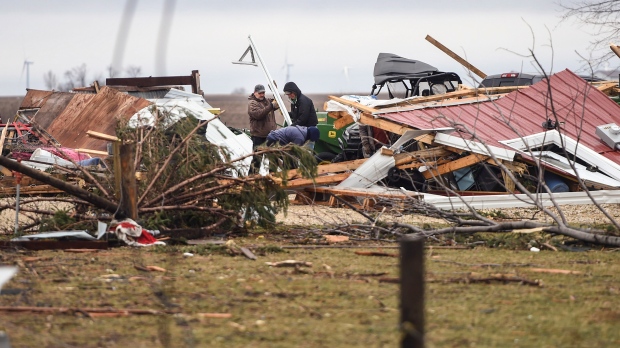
[0,62,619,214]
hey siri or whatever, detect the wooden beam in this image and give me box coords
[425,34,487,79]
[327,111,349,119]
[393,147,451,166]
[422,154,489,179]
[314,158,367,176]
[119,143,137,220]
[374,86,526,110]
[380,147,394,156]
[76,148,109,156]
[611,44,620,59]
[106,74,194,88]
[86,130,119,142]
[328,96,377,114]
[334,114,355,129]
[0,124,8,156]
[0,156,119,213]
[284,158,368,179]
[596,82,619,95]
[284,173,350,189]
[416,133,435,145]
[359,113,412,135]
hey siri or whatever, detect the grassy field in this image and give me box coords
[1,232,619,348]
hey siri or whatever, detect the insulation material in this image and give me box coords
[337,130,419,188]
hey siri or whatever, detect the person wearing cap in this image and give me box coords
[248,83,278,174]
[282,81,318,127]
[266,125,320,147]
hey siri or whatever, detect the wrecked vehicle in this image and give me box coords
[315,53,463,164]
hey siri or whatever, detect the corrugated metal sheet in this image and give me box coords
[377,69,620,164]
[19,89,54,109]
[29,92,76,129]
[45,86,151,151]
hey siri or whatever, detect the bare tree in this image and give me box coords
[107,65,119,78]
[126,65,142,77]
[560,0,620,63]
[43,71,58,90]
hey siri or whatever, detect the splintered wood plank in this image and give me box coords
[327,111,349,119]
[373,86,527,110]
[76,148,109,156]
[380,147,394,156]
[284,173,351,189]
[393,146,451,166]
[328,96,377,114]
[0,124,8,155]
[359,113,412,135]
[425,34,487,79]
[422,154,490,179]
[334,114,355,129]
[86,130,119,142]
[596,82,619,95]
[286,158,367,179]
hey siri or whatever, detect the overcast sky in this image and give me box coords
[0,0,611,96]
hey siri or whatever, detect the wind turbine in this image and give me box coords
[343,65,351,93]
[281,50,293,83]
[22,60,34,89]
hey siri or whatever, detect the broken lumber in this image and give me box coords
[197,312,232,319]
[240,247,257,260]
[328,96,377,114]
[76,148,109,156]
[394,146,452,166]
[284,173,350,189]
[425,34,487,79]
[359,113,412,135]
[334,114,355,129]
[86,130,120,142]
[287,158,367,179]
[611,44,620,59]
[422,154,490,179]
[0,156,119,214]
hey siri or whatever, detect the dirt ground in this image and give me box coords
[1,200,620,346]
[1,235,619,347]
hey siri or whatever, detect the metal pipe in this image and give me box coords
[247,35,292,126]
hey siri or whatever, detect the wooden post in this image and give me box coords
[113,142,122,198]
[425,35,487,79]
[119,142,137,220]
[400,235,425,348]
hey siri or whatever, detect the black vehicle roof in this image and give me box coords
[373,53,439,85]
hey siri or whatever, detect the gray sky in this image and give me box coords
[0,0,609,96]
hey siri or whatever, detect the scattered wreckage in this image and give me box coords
[0,40,619,248]
[293,62,620,211]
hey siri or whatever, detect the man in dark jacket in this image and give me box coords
[282,82,318,127]
[248,84,278,174]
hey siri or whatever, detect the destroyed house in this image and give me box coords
[362,69,620,191]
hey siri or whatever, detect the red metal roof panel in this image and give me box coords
[377,69,620,163]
